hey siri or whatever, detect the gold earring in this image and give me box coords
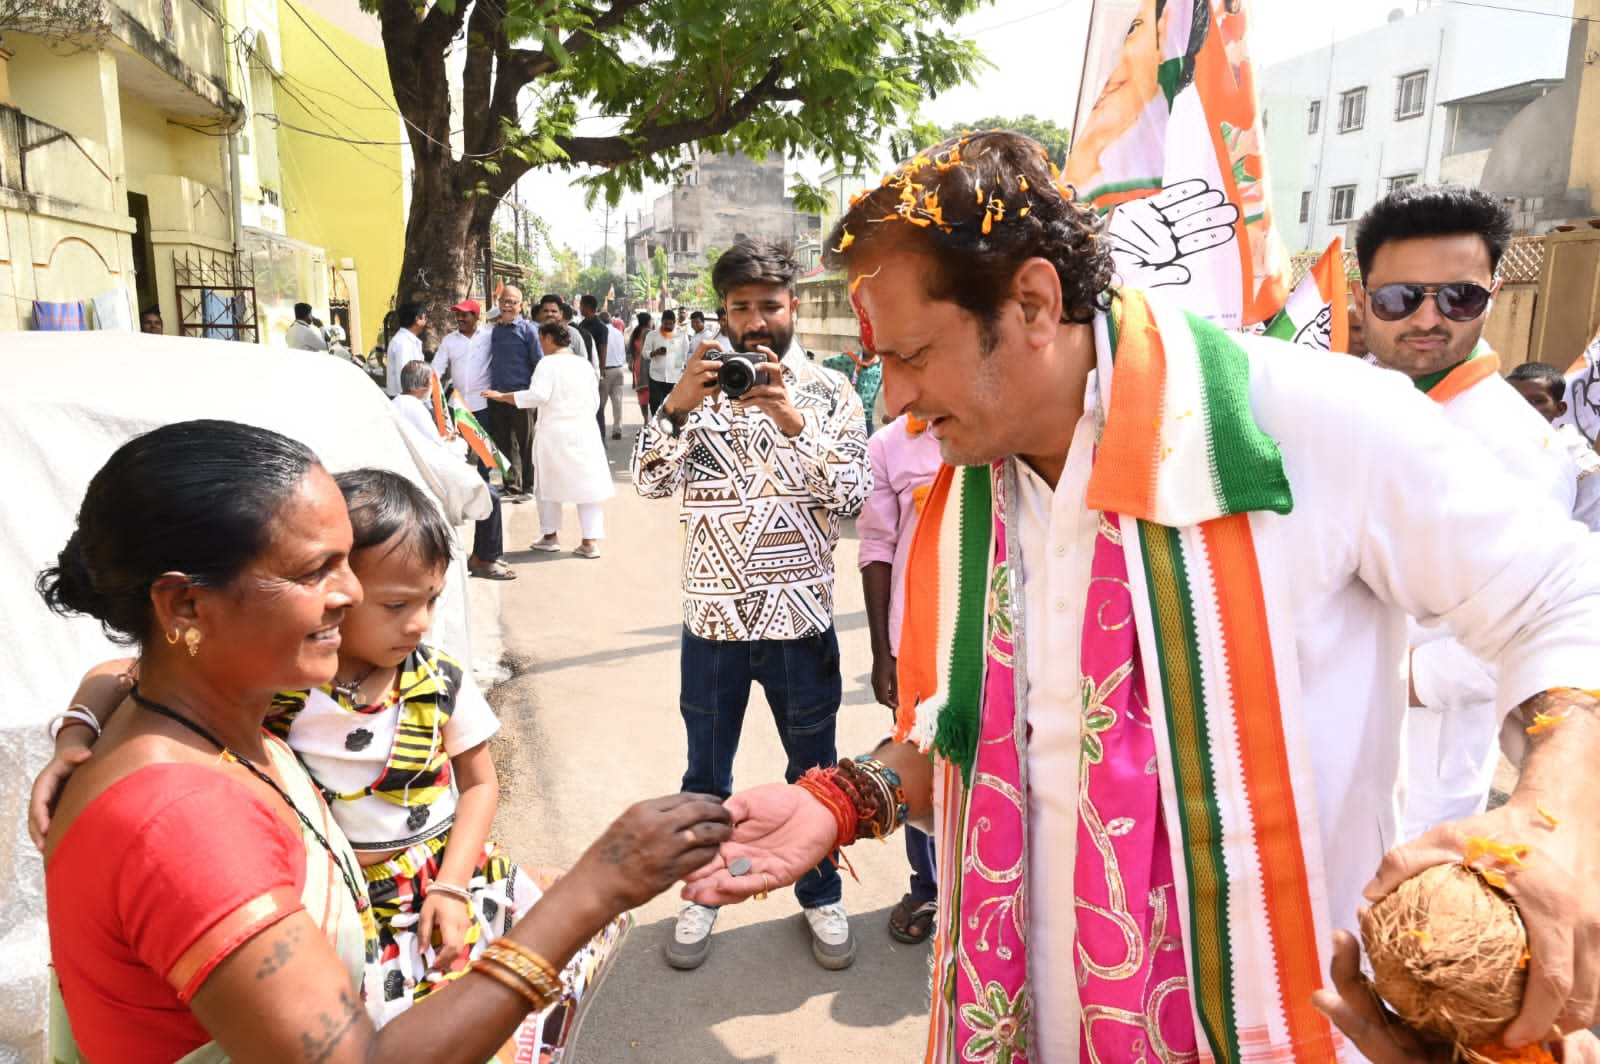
[166,627,181,645]
[184,627,202,657]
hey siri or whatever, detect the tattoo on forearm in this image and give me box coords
[600,828,637,867]
[299,987,364,1064]
[255,922,303,981]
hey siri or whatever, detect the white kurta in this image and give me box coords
[514,351,615,505]
[1403,369,1577,839]
[1012,333,1600,1063]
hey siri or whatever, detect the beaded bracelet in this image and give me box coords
[795,757,910,850]
[849,756,909,835]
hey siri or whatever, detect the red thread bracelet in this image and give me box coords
[796,767,858,848]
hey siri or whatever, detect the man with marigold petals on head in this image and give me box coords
[682,130,1600,1064]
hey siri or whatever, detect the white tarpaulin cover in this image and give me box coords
[0,332,488,1064]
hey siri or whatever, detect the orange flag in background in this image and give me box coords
[1262,238,1349,353]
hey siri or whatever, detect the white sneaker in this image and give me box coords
[803,902,856,970]
[666,903,718,970]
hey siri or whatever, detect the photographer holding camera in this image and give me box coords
[630,238,871,973]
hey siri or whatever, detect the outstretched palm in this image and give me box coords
[681,783,838,906]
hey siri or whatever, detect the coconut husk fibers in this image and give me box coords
[1360,862,1528,1050]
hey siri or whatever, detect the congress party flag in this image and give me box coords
[1065,0,1290,330]
[446,388,510,479]
[428,371,452,438]
[1262,237,1349,353]
[1558,326,1600,444]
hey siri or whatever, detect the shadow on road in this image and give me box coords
[570,907,932,1062]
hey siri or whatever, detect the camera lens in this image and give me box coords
[718,357,758,399]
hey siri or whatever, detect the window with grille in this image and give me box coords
[1329,185,1357,223]
[1395,71,1428,119]
[1308,100,1321,135]
[1386,173,1419,193]
[1338,88,1366,133]
[1300,190,1312,223]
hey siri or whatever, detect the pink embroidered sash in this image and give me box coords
[951,466,1030,1060]
[953,481,1198,1062]
[1073,515,1196,1059]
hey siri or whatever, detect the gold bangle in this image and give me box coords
[471,956,547,1010]
[480,938,563,1005]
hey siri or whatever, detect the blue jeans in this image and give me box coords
[679,626,842,908]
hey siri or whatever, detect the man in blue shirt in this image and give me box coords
[486,285,540,498]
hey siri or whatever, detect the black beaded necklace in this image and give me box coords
[128,684,367,915]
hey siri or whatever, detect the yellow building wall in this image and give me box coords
[1570,0,1600,213]
[119,96,172,196]
[275,0,404,355]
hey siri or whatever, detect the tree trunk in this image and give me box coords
[392,189,478,355]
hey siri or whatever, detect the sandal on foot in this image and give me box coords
[887,893,937,944]
[573,544,601,559]
[470,560,517,580]
[530,538,562,552]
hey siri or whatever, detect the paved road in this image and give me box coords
[476,405,932,1063]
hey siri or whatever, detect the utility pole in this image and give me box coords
[512,185,522,266]
[601,203,614,270]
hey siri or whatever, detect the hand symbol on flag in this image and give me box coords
[1108,179,1241,288]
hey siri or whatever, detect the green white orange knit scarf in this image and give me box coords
[895,289,1350,1063]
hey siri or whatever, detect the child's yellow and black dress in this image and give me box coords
[269,644,626,1059]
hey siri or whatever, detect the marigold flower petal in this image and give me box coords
[1527,711,1569,735]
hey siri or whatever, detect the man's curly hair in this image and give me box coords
[823,130,1113,330]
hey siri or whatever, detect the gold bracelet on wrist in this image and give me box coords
[478,938,563,1007]
[470,956,548,1010]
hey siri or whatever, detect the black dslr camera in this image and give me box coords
[705,351,770,399]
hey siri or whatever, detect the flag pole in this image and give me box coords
[1068,0,1102,167]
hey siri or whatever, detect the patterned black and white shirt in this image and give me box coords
[631,341,871,641]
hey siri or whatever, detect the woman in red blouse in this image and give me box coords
[38,419,729,1064]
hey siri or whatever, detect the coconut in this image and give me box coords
[1360,862,1529,1050]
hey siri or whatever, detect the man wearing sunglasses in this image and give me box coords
[1354,184,1581,848]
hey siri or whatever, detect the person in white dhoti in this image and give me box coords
[1351,184,1583,844]
[484,321,614,559]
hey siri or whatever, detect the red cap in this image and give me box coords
[450,299,481,314]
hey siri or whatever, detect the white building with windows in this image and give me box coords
[1261,0,1572,252]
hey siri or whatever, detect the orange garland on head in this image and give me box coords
[1470,1041,1558,1063]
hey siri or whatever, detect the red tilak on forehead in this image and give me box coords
[850,289,876,354]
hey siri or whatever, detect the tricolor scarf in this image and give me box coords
[1414,341,1498,403]
[896,290,1349,1063]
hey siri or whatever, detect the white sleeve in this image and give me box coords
[514,359,557,409]
[1411,637,1499,713]
[1345,373,1600,716]
[444,672,500,755]
[385,341,404,396]
[432,339,455,388]
[392,396,437,439]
